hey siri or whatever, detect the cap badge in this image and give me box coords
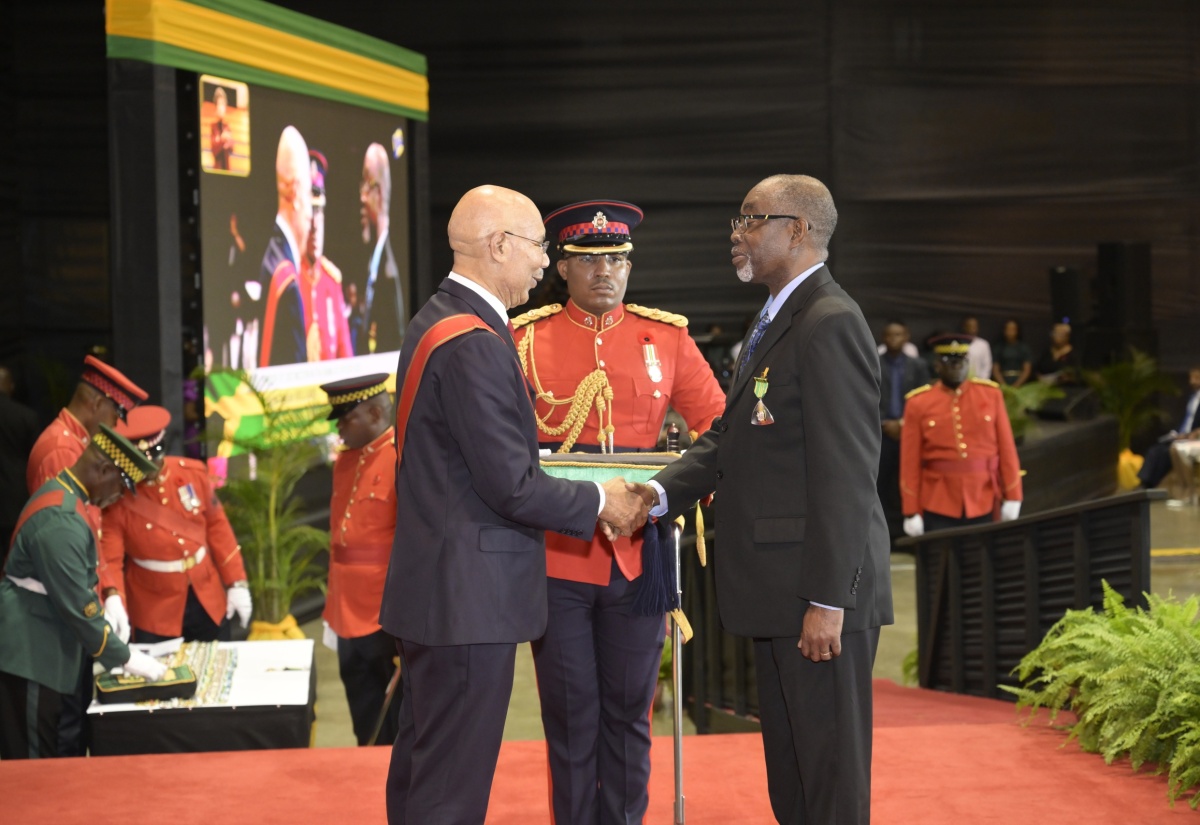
[592,212,609,230]
[751,367,775,426]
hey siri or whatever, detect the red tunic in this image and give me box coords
[513,300,725,585]
[900,379,1023,520]
[300,256,354,361]
[99,457,247,636]
[27,409,90,494]
[324,427,396,638]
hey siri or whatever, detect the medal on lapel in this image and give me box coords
[642,335,663,383]
[178,483,201,513]
[751,367,775,426]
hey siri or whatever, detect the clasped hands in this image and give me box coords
[598,478,660,541]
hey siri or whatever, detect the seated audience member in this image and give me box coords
[992,318,1033,387]
[1034,321,1080,385]
[878,321,932,539]
[960,316,993,381]
[1138,366,1200,499]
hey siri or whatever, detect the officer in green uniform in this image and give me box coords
[0,424,168,759]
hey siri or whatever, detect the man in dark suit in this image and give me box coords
[356,142,406,355]
[0,365,38,558]
[258,126,311,366]
[379,184,648,825]
[878,320,932,540]
[637,175,893,825]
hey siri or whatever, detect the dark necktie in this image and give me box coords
[736,309,772,380]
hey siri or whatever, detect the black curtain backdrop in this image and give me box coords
[2,0,1199,424]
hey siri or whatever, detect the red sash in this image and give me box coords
[8,489,88,552]
[259,260,299,367]
[394,314,499,470]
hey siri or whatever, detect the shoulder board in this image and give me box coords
[625,304,688,328]
[969,377,1000,388]
[510,303,563,328]
[173,457,207,473]
[57,490,78,512]
[321,256,343,285]
[904,384,933,400]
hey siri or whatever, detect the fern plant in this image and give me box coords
[1004,581,1200,808]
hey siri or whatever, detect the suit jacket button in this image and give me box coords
[851,587,857,595]
[716,470,724,480]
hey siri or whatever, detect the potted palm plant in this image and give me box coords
[206,369,330,640]
[1083,348,1178,452]
[999,381,1064,444]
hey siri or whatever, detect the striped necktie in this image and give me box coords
[736,309,772,379]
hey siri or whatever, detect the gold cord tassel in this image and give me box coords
[694,503,706,567]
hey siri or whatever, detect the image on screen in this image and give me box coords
[199,78,410,459]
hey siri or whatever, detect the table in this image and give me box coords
[88,639,316,755]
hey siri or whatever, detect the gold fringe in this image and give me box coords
[625,303,688,327]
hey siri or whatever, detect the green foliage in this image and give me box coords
[209,369,330,624]
[1000,381,1064,441]
[900,647,919,687]
[1003,581,1200,808]
[1084,349,1178,451]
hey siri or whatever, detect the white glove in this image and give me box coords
[104,594,131,643]
[1000,500,1022,522]
[226,584,252,628]
[122,650,167,682]
[903,514,925,538]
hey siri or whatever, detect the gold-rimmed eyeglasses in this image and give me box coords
[730,214,800,233]
[504,231,550,252]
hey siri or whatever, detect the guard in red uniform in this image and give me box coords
[26,354,148,494]
[99,406,251,643]
[320,373,400,746]
[900,334,1024,536]
[513,200,725,825]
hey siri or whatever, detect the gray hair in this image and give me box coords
[760,174,837,260]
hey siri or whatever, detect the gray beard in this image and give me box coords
[736,261,754,283]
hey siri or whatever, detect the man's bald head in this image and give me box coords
[276,126,313,247]
[448,185,548,308]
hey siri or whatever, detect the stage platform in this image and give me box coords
[1017,414,1118,514]
[3,680,1192,824]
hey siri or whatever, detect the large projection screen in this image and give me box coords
[198,75,411,458]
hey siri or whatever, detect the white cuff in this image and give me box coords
[647,481,668,518]
[594,481,606,515]
[809,601,844,611]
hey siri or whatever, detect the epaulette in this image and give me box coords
[969,377,1000,388]
[174,456,207,472]
[625,304,688,327]
[905,384,933,400]
[321,256,343,285]
[510,303,563,328]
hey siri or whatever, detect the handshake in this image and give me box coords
[597,478,660,541]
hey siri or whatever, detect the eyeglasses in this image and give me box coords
[360,180,380,195]
[730,214,800,233]
[569,253,629,267]
[504,231,550,252]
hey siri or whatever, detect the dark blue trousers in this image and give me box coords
[531,563,666,825]
[386,638,515,825]
[337,628,400,746]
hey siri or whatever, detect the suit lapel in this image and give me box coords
[438,278,511,344]
[727,266,833,408]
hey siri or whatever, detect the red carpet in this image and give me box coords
[3,680,1194,823]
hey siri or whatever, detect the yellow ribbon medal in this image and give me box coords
[751,367,774,425]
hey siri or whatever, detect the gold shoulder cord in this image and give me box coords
[625,304,689,327]
[518,323,614,452]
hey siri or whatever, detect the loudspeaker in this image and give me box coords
[1094,242,1152,331]
[1048,266,1086,326]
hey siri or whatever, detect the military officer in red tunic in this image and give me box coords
[26,354,148,494]
[319,373,400,746]
[99,406,251,643]
[900,334,1024,536]
[512,200,725,825]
